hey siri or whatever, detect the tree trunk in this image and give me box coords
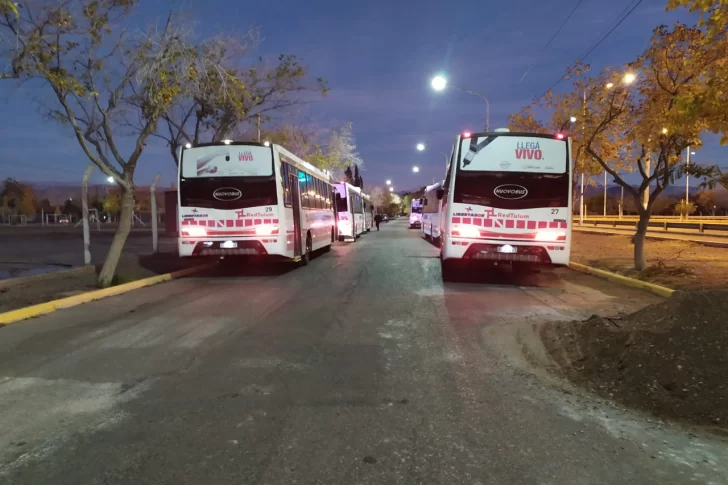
[633,212,650,271]
[97,184,134,287]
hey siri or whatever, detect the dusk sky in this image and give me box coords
[0,0,720,190]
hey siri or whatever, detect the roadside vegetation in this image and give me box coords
[509,0,728,272]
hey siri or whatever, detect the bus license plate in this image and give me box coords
[497,245,517,254]
[221,241,238,249]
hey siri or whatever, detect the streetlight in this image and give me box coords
[570,116,577,123]
[430,74,490,131]
[389,187,394,192]
[416,143,425,151]
[623,72,637,84]
[661,127,668,134]
[605,82,614,89]
[106,176,114,184]
[431,75,447,91]
[386,179,391,185]
[412,166,420,173]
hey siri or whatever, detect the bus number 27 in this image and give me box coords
[551,209,559,214]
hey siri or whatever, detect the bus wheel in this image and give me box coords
[301,233,312,266]
[440,258,456,282]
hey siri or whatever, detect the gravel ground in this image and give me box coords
[571,232,728,289]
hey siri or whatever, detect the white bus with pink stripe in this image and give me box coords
[437,130,572,271]
[178,141,335,265]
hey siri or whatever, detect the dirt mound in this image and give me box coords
[542,288,728,430]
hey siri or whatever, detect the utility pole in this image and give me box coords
[579,89,586,226]
[257,113,261,143]
[151,173,161,253]
[81,166,95,265]
[685,146,691,203]
[603,170,607,216]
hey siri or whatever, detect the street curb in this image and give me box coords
[568,262,675,298]
[0,262,217,326]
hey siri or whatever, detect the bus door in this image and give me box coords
[289,173,303,257]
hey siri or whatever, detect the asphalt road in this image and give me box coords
[1,221,727,484]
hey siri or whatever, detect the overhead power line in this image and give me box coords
[537,0,646,98]
[519,0,587,83]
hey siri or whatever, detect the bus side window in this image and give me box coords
[315,178,323,209]
[282,163,291,207]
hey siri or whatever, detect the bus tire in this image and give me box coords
[440,258,456,282]
[301,233,312,266]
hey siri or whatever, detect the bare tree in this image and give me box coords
[1,1,199,285]
[157,37,329,166]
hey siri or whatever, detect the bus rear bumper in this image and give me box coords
[442,239,569,265]
[179,238,281,258]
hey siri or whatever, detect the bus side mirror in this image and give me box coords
[421,198,427,206]
[436,188,444,200]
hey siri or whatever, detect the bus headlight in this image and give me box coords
[535,230,566,241]
[181,226,207,237]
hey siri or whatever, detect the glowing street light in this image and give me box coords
[412,166,420,173]
[389,187,394,192]
[106,176,114,184]
[605,82,614,89]
[662,127,668,134]
[570,116,577,123]
[416,143,426,151]
[623,72,637,84]
[431,75,447,91]
[385,179,391,185]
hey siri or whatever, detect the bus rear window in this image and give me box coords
[460,135,567,174]
[180,177,277,209]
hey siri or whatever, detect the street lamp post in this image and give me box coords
[431,75,490,131]
[386,179,391,186]
[412,166,419,173]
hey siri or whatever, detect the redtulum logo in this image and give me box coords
[493,184,528,200]
[213,187,242,201]
[238,150,254,161]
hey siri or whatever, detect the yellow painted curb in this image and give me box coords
[0,262,217,326]
[568,262,675,298]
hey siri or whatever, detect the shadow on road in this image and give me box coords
[189,247,332,279]
[442,261,562,289]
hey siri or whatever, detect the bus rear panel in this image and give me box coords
[440,131,572,266]
[410,198,423,228]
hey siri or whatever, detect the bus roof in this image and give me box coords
[458,131,569,142]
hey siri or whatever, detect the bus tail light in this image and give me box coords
[462,132,471,138]
[535,230,566,241]
[255,224,279,236]
[181,226,207,237]
[555,132,565,140]
[452,226,481,238]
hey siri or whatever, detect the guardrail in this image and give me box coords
[572,216,728,233]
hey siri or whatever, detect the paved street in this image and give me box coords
[1,221,726,484]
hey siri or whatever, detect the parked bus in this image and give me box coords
[177,141,335,265]
[438,129,572,275]
[334,182,365,240]
[409,197,423,228]
[421,180,443,242]
[362,192,374,232]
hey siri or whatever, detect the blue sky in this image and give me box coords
[0,0,723,190]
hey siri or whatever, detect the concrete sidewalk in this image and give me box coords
[574,226,728,248]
